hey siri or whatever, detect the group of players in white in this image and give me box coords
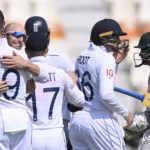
[0,12,85,150]
[0,10,150,150]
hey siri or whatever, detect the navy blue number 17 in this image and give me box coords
[26,87,59,121]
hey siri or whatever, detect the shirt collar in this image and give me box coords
[30,56,46,62]
[88,41,107,52]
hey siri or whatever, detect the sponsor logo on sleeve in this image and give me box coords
[106,69,114,78]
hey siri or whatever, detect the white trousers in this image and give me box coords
[32,128,67,150]
[0,111,31,150]
[69,114,125,150]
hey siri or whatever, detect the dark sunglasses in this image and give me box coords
[5,31,27,42]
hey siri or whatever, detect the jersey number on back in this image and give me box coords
[75,69,94,101]
[26,87,59,121]
[2,69,20,100]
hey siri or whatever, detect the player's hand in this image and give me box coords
[124,112,134,127]
[67,71,77,85]
[0,81,8,92]
[2,51,28,69]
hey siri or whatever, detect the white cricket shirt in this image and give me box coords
[26,65,85,129]
[75,42,128,117]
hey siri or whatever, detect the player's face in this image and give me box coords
[113,39,129,64]
[6,32,26,50]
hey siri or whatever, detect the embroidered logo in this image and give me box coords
[33,23,39,32]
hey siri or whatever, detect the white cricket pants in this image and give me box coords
[32,128,67,150]
[0,112,31,150]
[69,114,125,150]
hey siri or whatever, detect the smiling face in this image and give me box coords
[4,23,26,50]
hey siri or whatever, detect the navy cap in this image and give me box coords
[25,33,48,51]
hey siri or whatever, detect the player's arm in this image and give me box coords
[66,71,83,112]
[99,55,133,126]
[2,51,40,76]
[63,70,85,108]
[66,71,77,84]
[2,51,49,82]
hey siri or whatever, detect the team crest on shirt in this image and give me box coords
[106,69,114,78]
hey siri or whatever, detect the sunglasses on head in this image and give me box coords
[5,31,27,42]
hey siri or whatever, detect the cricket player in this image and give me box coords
[0,11,32,150]
[25,16,74,149]
[0,38,32,150]
[0,12,51,149]
[69,19,133,150]
[133,32,150,150]
[0,35,50,150]
[25,32,85,150]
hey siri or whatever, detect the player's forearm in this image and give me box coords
[24,61,49,83]
[66,86,85,107]
[24,60,40,77]
[101,92,129,118]
[29,56,49,83]
[2,52,40,76]
[65,73,85,107]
